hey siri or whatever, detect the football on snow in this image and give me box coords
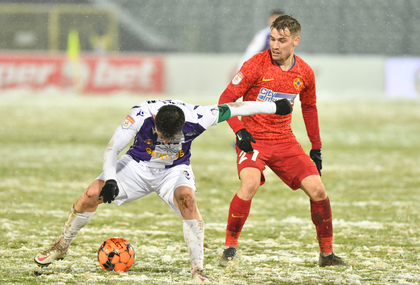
[98,237,135,271]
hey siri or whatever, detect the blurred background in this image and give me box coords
[0,0,419,98]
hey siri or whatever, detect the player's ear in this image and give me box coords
[293,36,301,47]
[153,115,156,120]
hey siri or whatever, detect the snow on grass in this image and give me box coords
[1,94,420,284]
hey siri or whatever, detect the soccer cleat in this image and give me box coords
[219,246,237,267]
[34,243,67,267]
[318,253,350,267]
[191,269,211,283]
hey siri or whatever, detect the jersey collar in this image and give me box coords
[274,55,296,71]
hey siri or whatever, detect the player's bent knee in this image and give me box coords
[175,187,196,209]
[85,180,103,198]
[178,193,196,209]
[308,184,327,201]
[239,178,260,198]
[75,181,103,211]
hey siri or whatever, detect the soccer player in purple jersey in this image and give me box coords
[33,99,292,282]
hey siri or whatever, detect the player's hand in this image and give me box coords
[100,179,119,204]
[235,128,256,152]
[310,149,322,176]
[274,99,293,115]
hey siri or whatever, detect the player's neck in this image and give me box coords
[276,54,295,71]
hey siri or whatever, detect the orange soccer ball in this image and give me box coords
[97,237,135,272]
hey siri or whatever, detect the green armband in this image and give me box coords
[217,104,231,123]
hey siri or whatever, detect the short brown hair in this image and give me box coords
[271,15,301,37]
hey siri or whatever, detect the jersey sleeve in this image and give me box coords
[103,107,143,181]
[218,101,277,123]
[299,68,322,150]
[191,104,220,129]
[219,57,261,133]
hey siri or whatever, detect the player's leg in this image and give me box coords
[155,165,210,282]
[300,176,349,266]
[269,141,348,266]
[173,186,209,281]
[34,180,102,266]
[300,175,332,252]
[220,145,268,267]
[34,155,145,267]
[225,167,260,245]
[173,186,202,220]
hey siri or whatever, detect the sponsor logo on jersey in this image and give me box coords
[232,71,244,85]
[293,76,304,91]
[257,88,298,103]
[122,116,134,129]
[146,148,184,160]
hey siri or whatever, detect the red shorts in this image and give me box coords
[236,140,319,190]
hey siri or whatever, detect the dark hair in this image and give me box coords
[271,14,301,37]
[155,104,185,139]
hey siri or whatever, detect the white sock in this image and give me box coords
[182,219,205,274]
[58,206,95,250]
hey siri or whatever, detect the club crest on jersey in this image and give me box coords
[293,76,304,91]
[232,71,244,85]
[122,116,134,129]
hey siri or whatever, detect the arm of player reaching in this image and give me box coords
[217,100,292,123]
[218,87,292,152]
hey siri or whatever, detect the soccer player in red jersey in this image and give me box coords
[218,15,349,267]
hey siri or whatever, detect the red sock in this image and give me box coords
[225,194,252,247]
[310,197,333,253]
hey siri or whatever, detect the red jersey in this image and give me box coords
[219,50,322,149]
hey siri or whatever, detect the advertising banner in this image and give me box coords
[0,53,164,94]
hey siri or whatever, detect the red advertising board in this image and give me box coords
[0,53,164,94]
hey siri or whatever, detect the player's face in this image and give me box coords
[270,28,300,64]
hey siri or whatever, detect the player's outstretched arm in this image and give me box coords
[217,99,292,123]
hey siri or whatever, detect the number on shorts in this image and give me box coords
[238,150,259,164]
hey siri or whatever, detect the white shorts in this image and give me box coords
[97,155,196,218]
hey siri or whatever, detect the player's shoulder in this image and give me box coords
[253,49,271,61]
[134,99,162,112]
[245,50,272,68]
[294,55,312,69]
[293,55,315,76]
